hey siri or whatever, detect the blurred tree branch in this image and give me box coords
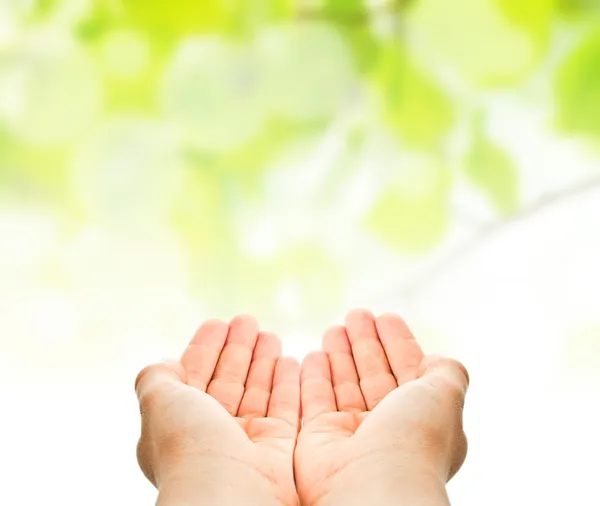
[395,174,600,302]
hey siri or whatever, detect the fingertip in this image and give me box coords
[375,312,411,334]
[285,355,301,368]
[229,314,259,330]
[189,319,229,347]
[194,318,229,335]
[376,311,403,322]
[322,325,349,353]
[255,331,283,358]
[323,324,346,335]
[421,356,470,393]
[301,351,330,380]
[345,308,376,327]
[302,350,326,362]
[134,361,185,399]
[200,318,229,328]
[277,356,301,377]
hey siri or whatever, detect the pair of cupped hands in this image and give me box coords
[135,309,469,506]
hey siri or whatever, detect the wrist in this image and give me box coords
[157,459,294,506]
[313,457,449,506]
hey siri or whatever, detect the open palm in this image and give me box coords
[136,316,300,505]
[294,310,468,506]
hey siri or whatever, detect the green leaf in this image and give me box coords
[494,0,555,37]
[374,43,455,148]
[408,0,551,86]
[121,0,233,52]
[557,0,600,16]
[228,0,295,35]
[322,0,365,18]
[340,24,380,74]
[76,3,115,42]
[88,29,161,114]
[556,27,600,137]
[366,162,452,254]
[465,134,519,216]
[262,0,295,19]
[119,0,293,48]
[31,0,58,19]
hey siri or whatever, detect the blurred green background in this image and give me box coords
[3,0,600,334]
[2,1,600,505]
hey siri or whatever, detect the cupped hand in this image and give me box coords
[294,309,469,506]
[135,315,300,506]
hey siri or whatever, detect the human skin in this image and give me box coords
[135,310,469,506]
[134,315,301,506]
[293,309,469,506]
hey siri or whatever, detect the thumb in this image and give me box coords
[419,355,470,400]
[134,361,185,488]
[418,355,469,481]
[135,360,186,405]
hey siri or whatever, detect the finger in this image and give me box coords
[180,319,229,391]
[345,309,397,410]
[207,315,260,416]
[300,351,337,424]
[238,332,282,419]
[135,361,185,408]
[375,313,424,385]
[267,357,301,430]
[323,326,366,412]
